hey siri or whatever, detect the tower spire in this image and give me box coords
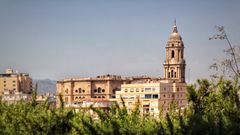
[173,19,178,33]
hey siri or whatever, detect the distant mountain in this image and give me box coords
[33,79,56,94]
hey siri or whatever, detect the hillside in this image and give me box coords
[33,79,56,94]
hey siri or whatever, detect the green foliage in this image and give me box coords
[0,78,239,134]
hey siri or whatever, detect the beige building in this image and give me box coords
[116,80,187,116]
[56,75,129,108]
[0,68,32,96]
[116,83,161,116]
[1,89,32,104]
[56,75,160,109]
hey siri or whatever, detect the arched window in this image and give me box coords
[171,70,174,78]
[78,88,81,93]
[98,87,101,93]
[171,50,175,58]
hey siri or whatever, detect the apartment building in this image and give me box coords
[116,80,187,116]
[0,68,32,96]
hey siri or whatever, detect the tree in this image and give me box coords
[209,26,240,79]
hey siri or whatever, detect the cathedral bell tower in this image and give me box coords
[163,20,186,82]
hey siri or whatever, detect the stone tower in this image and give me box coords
[163,20,186,82]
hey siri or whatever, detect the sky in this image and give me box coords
[0,0,240,83]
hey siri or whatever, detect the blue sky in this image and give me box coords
[0,0,240,83]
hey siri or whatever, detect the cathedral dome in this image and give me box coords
[169,32,182,41]
[168,21,182,41]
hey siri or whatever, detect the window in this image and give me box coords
[130,96,134,99]
[12,80,16,83]
[152,94,158,99]
[168,72,170,78]
[102,96,105,98]
[102,89,105,93]
[130,88,134,92]
[3,81,6,83]
[75,90,78,93]
[171,70,174,78]
[82,90,85,93]
[125,89,128,93]
[98,88,101,93]
[93,96,97,98]
[152,88,155,91]
[177,88,179,92]
[145,88,151,92]
[78,88,81,93]
[174,72,177,77]
[94,89,97,93]
[145,94,151,99]
[151,108,154,111]
[163,94,166,98]
[136,88,139,92]
[171,50,175,58]
[164,88,166,91]
[4,84,6,87]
